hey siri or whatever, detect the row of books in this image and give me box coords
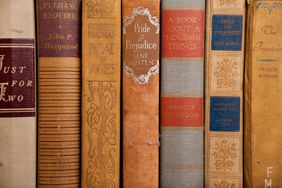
[0,0,281,187]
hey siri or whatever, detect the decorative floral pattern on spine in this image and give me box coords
[205,0,246,187]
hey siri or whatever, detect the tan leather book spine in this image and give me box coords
[244,0,282,187]
[81,0,121,187]
[37,0,81,187]
[205,0,246,187]
[122,0,160,187]
[0,0,36,187]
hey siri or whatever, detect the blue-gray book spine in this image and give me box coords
[160,0,205,187]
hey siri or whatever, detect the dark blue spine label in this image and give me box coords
[210,96,240,132]
[211,15,243,51]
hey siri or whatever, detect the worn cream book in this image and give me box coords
[245,0,282,187]
[205,0,246,187]
[0,0,36,187]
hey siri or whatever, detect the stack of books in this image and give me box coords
[0,0,281,187]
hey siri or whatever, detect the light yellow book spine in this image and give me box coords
[81,0,121,187]
[245,1,282,187]
[205,0,246,187]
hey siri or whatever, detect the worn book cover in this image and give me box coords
[81,0,121,187]
[205,0,246,187]
[37,0,81,187]
[245,0,282,187]
[0,0,36,187]
[161,0,205,187]
[122,0,160,187]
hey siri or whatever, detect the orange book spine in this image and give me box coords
[122,0,160,187]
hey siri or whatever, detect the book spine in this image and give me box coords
[245,1,282,187]
[37,0,81,187]
[160,0,205,187]
[0,0,36,187]
[122,0,160,187]
[205,0,246,187]
[81,0,121,187]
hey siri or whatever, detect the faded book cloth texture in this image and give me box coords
[0,0,36,188]
[122,0,160,187]
[37,0,81,187]
[81,0,121,187]
[244,0,282,187]
[205,0,246,187]
[161,0,205,187]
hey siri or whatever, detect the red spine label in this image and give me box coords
[162,10,204,58]
[161,97,203,127]
[0,39,35,117]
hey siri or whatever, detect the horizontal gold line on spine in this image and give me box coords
[39,99,79,101]
[38,135,80,138]
[39,111,79,114]
[162,163,203,169]
[39,147,80,150]
[39,91,80,94]
[39,136,79,139]
[39,162,79,166]
[38,167,79,171]
[39,126,79,129]
[39,144,79,148]
[38,157,79,161]
[39,95,79,97]
[38,176,79,180]
[38,173,79,177]
[38,125,80,127]
[39,108,80,111]
[39,112,79,114]
[39,160,79,164]
[39,106,79,109]
[39,79,80,81]
[38,150,79,154]
[37,183,79,186]
[39,130,80,133]
[39,145,80,149]
[39,70,80,72]
[39,156,79,159]
[38,131,79,134]
[39,120,79,122]
[39,140,80,143]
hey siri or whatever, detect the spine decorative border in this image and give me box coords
[86,81,117,188]
[124,61,159,85]
[256,2,282,14]
[123,6,160,34]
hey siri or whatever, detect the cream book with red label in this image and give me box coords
[0,0,36,187]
